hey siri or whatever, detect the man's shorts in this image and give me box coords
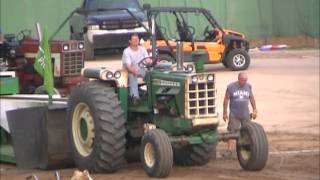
[227,114,250,132]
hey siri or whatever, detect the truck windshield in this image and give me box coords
[86,0,141,12]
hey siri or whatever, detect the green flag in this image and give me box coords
[34,28,54,96]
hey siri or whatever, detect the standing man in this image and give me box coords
[122,33,151,104]
[222,72,258,157]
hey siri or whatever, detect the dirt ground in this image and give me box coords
[0,49,319,180]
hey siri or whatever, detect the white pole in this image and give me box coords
[36,22,42,43]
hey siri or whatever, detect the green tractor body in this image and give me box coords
[67,6,268,178]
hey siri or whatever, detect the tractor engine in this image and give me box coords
[151,71,218,132]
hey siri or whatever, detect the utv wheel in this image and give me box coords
[236,122,268,171]
[226,49,250,71]
[84,34,94,60]
[159,53,175,63]
[222,59,228,68]
[173,143,216,166]
[67,81,126,173]
[141,129,173,178]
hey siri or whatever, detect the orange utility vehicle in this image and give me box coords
[142,7,250,71]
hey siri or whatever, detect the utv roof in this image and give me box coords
[147,7,211,14]
[147,7,223,32]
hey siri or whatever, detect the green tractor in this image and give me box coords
[67,6,268,178]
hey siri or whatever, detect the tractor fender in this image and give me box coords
[82,68,128,88]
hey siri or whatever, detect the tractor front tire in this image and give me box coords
[226,49,250,71]
[141,129,173,178]
[236,122,268,171]
[173,143,216,166]
[67,81,126,173]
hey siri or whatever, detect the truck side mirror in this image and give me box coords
[143,4,151,10]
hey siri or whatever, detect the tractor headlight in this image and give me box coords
[186,64,193,72]
[207,74,214,81]
[191,75,198,83]
[63,44,69,51]
[114,71,121,79]
[78,42,84,50]
[106,71,113,79]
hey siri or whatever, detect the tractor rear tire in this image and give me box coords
[173,143,216,166]
[141,129,173,178]
[236,122,268,171]
[226,48,250,71]
[67,81,126,173]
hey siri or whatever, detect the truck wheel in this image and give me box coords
[226,49,250,71]
[67,81,126,173]
[236,122,268,171]
[173,143,216,166]
[141,129,173,178]
[159,53,175,63]
[84,34,94,60]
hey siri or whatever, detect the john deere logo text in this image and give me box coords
[153,79,180,87]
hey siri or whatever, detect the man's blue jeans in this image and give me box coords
[128,65,146,98]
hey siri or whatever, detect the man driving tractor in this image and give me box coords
[122,33,152,104]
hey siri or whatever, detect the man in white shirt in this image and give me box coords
[122,34,151,103]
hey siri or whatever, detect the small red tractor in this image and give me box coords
[0,29,85,96]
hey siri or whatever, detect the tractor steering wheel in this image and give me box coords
[138,56,153,69]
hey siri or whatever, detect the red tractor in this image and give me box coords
[0,30,86,96]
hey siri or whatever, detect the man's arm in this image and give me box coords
[122,50,139,76]
[249,94,257,110]
[249,88,258,119]
[223,90,230,121]
[125,63,139,76]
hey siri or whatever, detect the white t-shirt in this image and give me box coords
[122,46,148,68]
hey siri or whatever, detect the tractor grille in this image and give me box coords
[63,52,83,76]
[186,78,216,118]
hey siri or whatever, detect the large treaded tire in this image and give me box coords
[236,122,268,171]
[226,48,250,71]
[173,143,216,166]
[141,129,173,178]
[67,81,126,173]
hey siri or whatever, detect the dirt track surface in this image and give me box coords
[1,49,319,180]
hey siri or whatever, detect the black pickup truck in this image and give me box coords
[69,0,149,59]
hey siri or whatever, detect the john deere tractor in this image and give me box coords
[67,6,268,178]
